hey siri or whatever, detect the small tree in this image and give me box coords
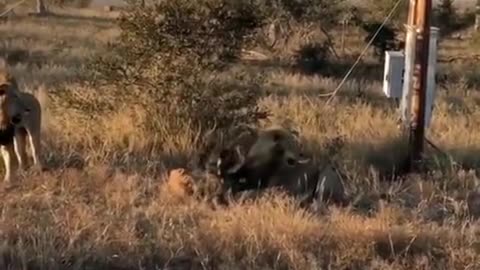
[364,0,408,27]
[93,0,267,137]
[253,0,346,69]
[435,0,459,34]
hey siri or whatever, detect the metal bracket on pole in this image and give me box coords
[399,24,417,128]
[424,26,439,129]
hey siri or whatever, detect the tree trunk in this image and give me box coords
[36,0,47,16]
[476,0,480,31]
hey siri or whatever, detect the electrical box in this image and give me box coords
[383,51,405,98]
[386,49,436,129]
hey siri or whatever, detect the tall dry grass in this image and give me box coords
[0,7,479,269]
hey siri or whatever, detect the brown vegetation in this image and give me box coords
[0,1,478,269]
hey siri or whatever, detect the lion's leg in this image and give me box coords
[14,128,28,170]
[1,144,17,183]
[27,128,43,170]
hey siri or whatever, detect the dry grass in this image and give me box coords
[0,6,479,270]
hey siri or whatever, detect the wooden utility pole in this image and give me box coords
[408,0,432,170]
[407,0,417,25]
[399,1,417,128]
[476,0,480,31]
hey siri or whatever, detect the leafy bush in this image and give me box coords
[364,0,408,26]
[342,6,398,61]
[433,0,476,35]
[434,0,458,34]
[293,42,330,74]
[93,0,267,137]
[255,0,345,70]
[254,0,344,24]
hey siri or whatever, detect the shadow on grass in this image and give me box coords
[44,151,87,171]
[304,129,480,182]
[437,63,480,90]
[1,13,116,31]
[42,143,192,177]
[438,146,480,171]
[242,56,385,83]
[338,135,480,182]
[0,168,455,270]
[304,135,410,182]
[29,12,118,24]
[0,245,189,270]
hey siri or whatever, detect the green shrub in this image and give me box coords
[434,0,458,34]
[364,0,408,27]
[92,0,267,136]
[254,0,344,23]
[255,0,346,68]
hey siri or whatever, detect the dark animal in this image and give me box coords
[220,127,308,193]
[199,125,346,206]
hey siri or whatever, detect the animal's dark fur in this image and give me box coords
[225,142,286,193]
[0,124,15,146]
[198,127,303,194]
[267,161,321,206]
[196,126,348,207]
[211,129,347,207]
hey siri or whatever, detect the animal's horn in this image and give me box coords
[297,158,310,164]
[195,121,219,169]
[226,146,245,174]
[203,120,220,147]
[204,120,218,138]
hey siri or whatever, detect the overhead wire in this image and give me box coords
[323,0,406,105]
[0,0,28,18]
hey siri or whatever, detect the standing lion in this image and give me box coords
[0,69,43,184]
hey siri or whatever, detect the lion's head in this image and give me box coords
[0,69,29,130]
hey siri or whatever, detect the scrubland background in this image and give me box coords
[0,0,479,269]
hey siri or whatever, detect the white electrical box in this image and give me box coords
[385,45,438,129]
[383,51,405,98]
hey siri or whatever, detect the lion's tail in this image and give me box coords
[35,84,48,109]
[34,84,49,131]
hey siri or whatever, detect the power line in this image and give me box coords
[0,0,28,18]
[323,0,406,104]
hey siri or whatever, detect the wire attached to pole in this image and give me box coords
[0,0,27,18]
[323,0,406,105]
